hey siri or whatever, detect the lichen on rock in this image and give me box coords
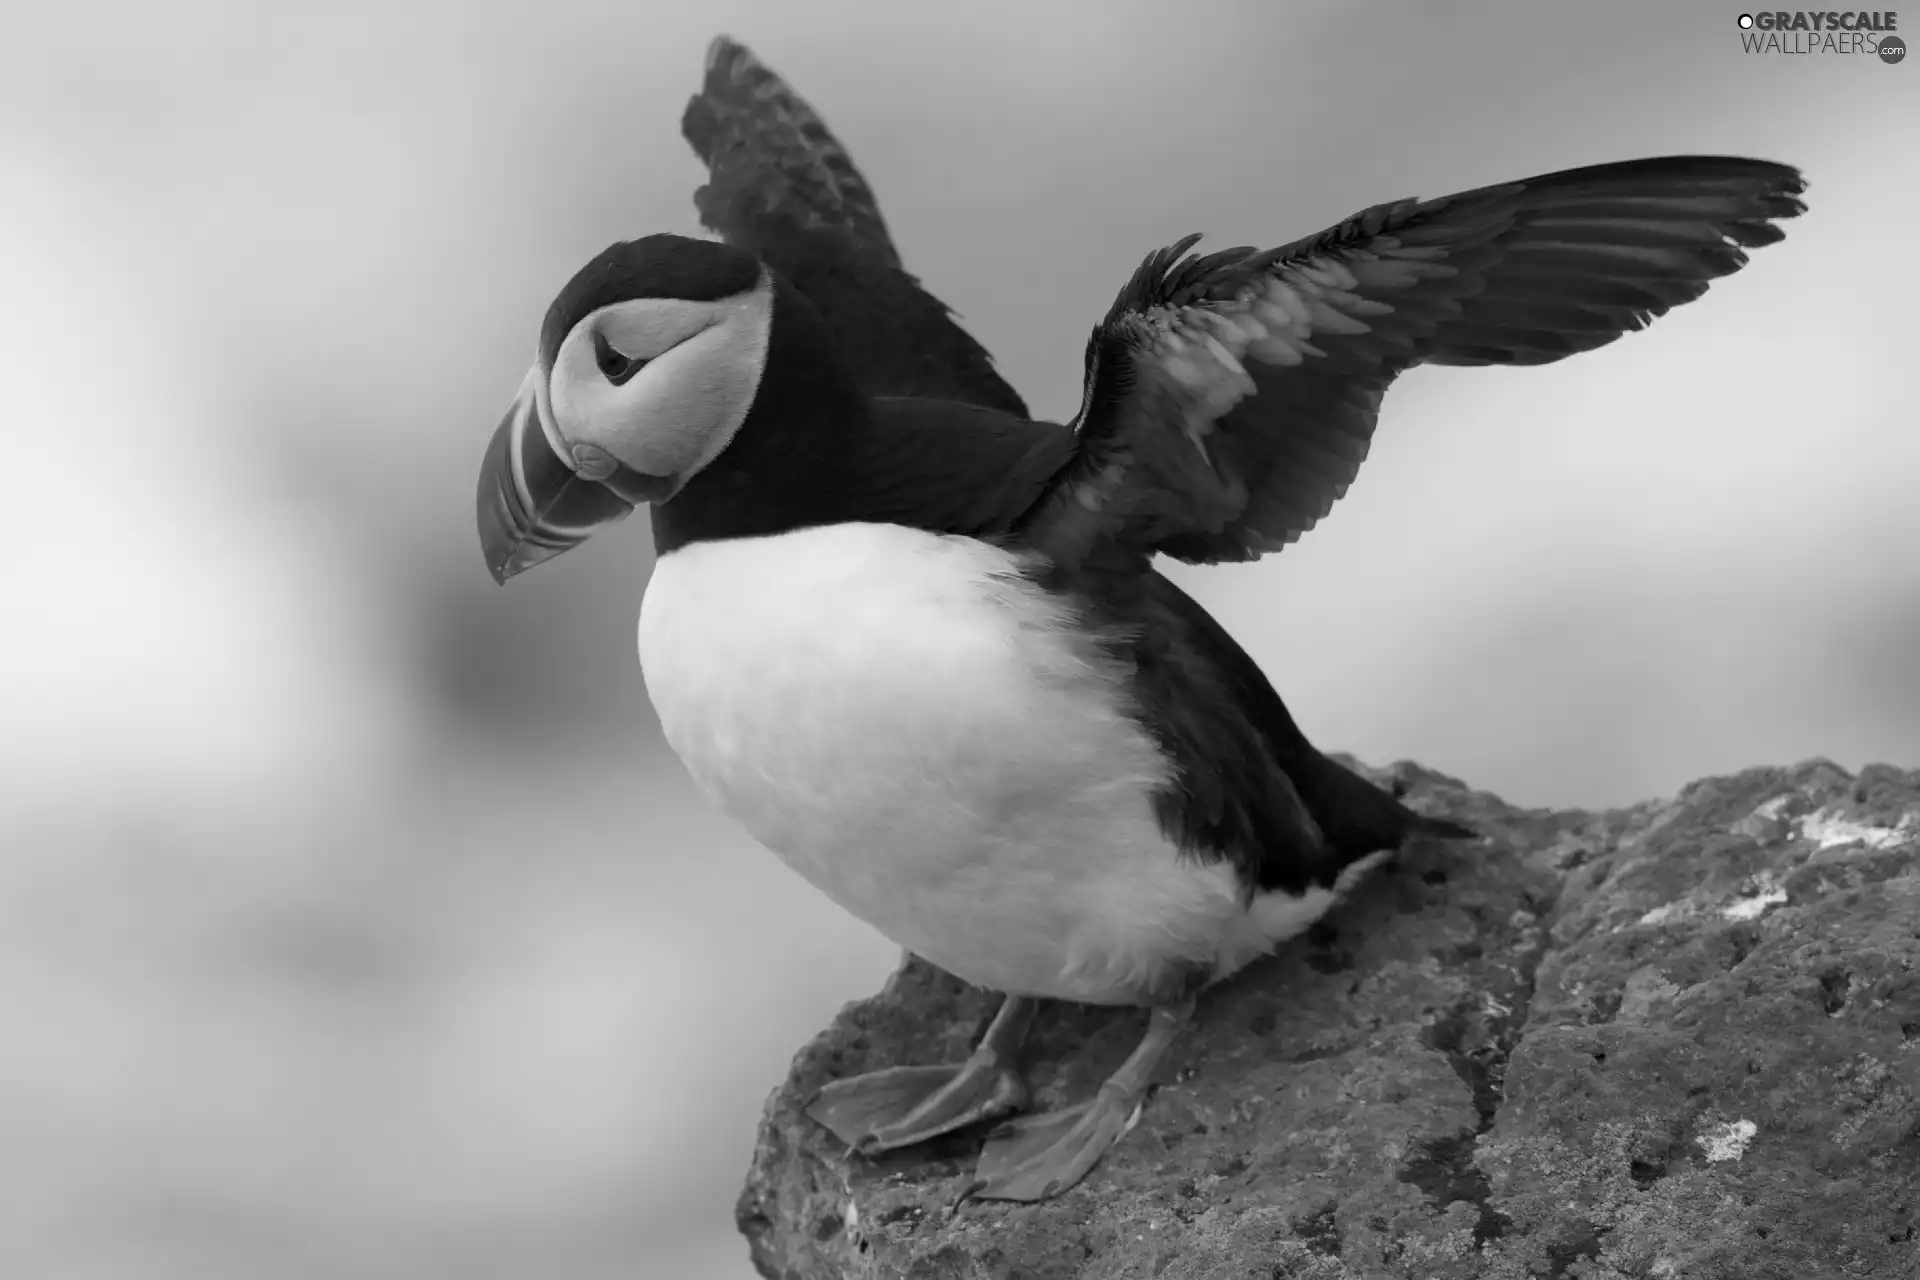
[736,761,1920,1279]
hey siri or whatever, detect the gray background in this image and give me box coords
[3,1,1914,1275]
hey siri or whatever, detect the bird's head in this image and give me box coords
[476,233,772,583]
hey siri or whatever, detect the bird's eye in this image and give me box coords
[593,330,647,386]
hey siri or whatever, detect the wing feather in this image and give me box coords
[1021,155,1806,566]
[682,37,1028,415]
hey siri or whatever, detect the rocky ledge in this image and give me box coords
[736,761,1919,1280]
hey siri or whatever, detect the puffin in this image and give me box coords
[475,36,1805,1202]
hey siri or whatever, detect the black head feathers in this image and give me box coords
[537,234,762,370]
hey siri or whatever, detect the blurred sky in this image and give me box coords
[3,2,1916,1277]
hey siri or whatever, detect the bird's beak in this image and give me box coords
[476,368,636,584]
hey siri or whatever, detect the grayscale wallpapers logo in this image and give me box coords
[1737,10,1905,60]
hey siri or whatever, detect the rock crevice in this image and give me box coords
[738,761,1920,1279]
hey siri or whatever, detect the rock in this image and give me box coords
[736,761,1920,1279]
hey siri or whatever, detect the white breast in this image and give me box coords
[638,522,1350,1004]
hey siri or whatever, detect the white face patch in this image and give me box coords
[546,270,773,497]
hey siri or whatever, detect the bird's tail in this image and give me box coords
[1299,749,1477,857]
[1408,810,1479,842]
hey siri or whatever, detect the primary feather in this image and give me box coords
[1023,157,1808,570]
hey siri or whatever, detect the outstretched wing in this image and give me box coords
[1019,156,1807,569]
[682,36,1029,416]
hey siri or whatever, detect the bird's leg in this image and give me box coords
[963,996,1196,1203]
[807,994,1035,1154]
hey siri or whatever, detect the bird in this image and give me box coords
[475,35,1806,1203]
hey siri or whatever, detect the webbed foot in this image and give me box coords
[961,999,1194,1203]
[807,994,1034,1153]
